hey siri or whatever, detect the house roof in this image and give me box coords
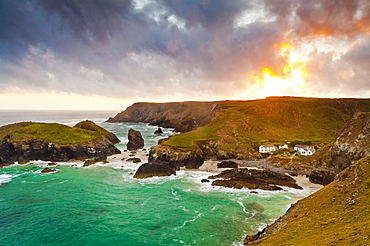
[294,144,308,148]
[260,145,276,148]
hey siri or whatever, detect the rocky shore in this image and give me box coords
[0,121,121,166]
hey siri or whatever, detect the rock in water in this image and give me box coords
[154,127,163,134]
[83,155,107,167]
[133,163,176,179]
[127,128,144,150]
[41,167,56,173]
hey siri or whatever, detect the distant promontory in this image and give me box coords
[0,120,120,166]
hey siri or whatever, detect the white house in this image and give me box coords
[294,145,316,155]
[259,145,277,153]
[279,143,289,149]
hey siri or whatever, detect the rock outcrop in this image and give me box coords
[154,127,163,134]
[306,112,370,186]
[208,168,302,191]
[127,128,144,150]
[315,112,370,171]
[0,122,121,166]
[148,145,204,170]
[83,155,107,167]
[41,167,56,173]
[217,160,238,168]
[133,162,176,179]
[126,157,141,163]
[308,169,336,186]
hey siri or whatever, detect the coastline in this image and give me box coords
[107,151,323,193]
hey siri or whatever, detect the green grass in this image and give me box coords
[256,156,370,245]
[161,97,370,153]
[0,122,103,145]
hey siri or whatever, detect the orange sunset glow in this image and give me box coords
[1,1,370,110]
[244,43,309,99]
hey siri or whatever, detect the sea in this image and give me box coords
[0,110,320,246]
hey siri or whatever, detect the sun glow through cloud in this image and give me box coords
[243,43,309,99]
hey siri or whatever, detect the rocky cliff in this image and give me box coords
[0,121,121,166]
[245,112,370,245]
[245,156,370,245]
[313,112,370,171]
[106,101,220,132]
[107,97,370,159]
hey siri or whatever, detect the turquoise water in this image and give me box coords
[0,111,314,245]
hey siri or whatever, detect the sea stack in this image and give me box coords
[127,128,144,150]
[154,127,163,134]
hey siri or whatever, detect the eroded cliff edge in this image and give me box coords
[0,121,121,166]
[106,101,220,133]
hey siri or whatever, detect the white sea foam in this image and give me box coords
[237,200,249,214]
[173,212,204,231]
[0,174,14,185]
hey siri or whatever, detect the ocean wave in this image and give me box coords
[173,212,204,231]
[0,174,14,185]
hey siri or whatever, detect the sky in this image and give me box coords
[0,0,370,110]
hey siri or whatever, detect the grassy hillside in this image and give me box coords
[162,97,370,152]
[250,156,370,245]
[0,122,103,145]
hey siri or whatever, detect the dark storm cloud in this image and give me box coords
[0,0,370,99]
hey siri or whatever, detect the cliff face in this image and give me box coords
[107,98,370,159]
[106,101,220,132]
[0,121,121,166]
[313,112,370,171]
[245,112,370,245]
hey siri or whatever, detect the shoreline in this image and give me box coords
[108,151,323,192]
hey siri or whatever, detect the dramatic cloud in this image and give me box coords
[0,0,369,106]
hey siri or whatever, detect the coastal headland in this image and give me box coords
[1,96,369,245]
[107,96,370,245]
[0,120,120,166]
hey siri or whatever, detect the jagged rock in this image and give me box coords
[201,179,210,183]
[314,112,370,172]
[209,168,302,190]
[41,167,56,173]
[154,127,163,134]
[127,128,144,150]
[126,157,141,163]
[149,145,204,170]
[83,155,107,167]
[309,169,336,185]
[133,162,176,179]
[217,160,238,168]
